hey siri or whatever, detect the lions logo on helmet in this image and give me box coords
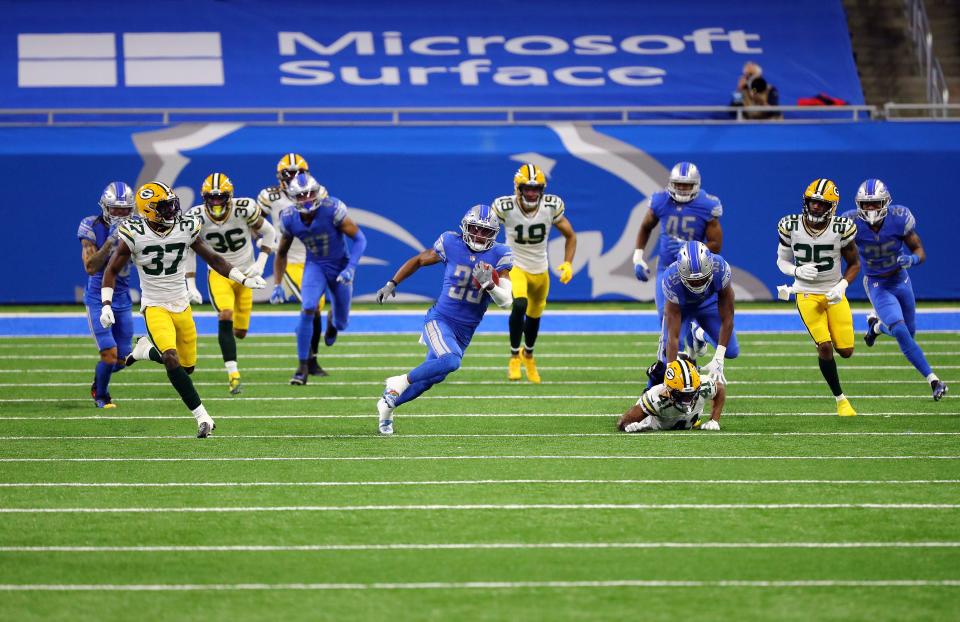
[99,181,134,225]
[667,161,701,204]
[664,358,701,414]
[286,172,327,214]
[461,204,500,252]
[276,153,309,188]
[136,182,181,228]
[201,172,235,222]
[676,241,715,294]
[514,163,547,211]
[855,178,891,226]
[802,178,840,226]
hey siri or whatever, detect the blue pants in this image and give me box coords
[86,301,134,356]
[301,261,352,329]
[394,313,475,408]
[864,271,917,335]
[658,299,739,364]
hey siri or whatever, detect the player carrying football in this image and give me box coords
[618,358,726,432]
[185,173,278,394]
[101,181,266,437]
[374,204,514,435]
[776,178,860,417]
[492,164,577,383]
[841,179,947,400]
[78,182,135,408]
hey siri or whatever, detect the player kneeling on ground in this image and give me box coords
[618,358,726,432]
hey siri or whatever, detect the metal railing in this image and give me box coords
[904,0,950,113]
[884,103,960,120]
[0,105,878,127]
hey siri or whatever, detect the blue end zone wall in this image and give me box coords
[4,121,959,303]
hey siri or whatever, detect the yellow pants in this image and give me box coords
[208,269,253,331]
[510,267,550,318]
[143,305,197,368]
[282,263,325,312]
[796,292,854,349]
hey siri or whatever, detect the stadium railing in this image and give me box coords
[904,0,950,111]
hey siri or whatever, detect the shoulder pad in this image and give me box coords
[491,195,516,218]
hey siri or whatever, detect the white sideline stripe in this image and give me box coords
[1,479,956,488]
[2,503,959,514]
[3,541,959,553]
[2,432,959,441]
[2,455,957,463]
[1,579,959,591]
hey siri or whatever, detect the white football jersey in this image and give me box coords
[778,213,857,294]
[118,215,201,312]
[258,186,306,264]
[491,193,566,273]
[186,198,261,271]
[634,374,720,430]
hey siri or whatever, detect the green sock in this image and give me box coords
[167,365,202,410]
[218,320,237,363]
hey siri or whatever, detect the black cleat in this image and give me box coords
[324,312,338,347]
[932,380,949,401]
[290,361,309,385]
[90,379,97,403]
[645,359,666,387]
[864,315,879,348]
[196,420,215,438]
[307,357,329,377]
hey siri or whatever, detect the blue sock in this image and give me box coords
[890,322,933,377]
[408,355,460,385]
[94,361,112,400]
[296,312,314,361]
[394,380,435,407]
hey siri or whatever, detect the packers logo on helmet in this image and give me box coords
[802,178,840,226]
[664,358,701,414]
[276,153,309,188]
[201,172,234,222]
[135,181,180,228]
[514,163,547,210]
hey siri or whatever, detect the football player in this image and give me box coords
[273,172,367,385]
[618,358,726,432]
[258,153,328,376]
[776,179,859,417]
[100,182,266,437]
[491,164,577,383]
[841,179,947,400]
[633,162,724,385]
[656,241,739,386]
[184,173,278,394]
[373,204,513,435]
[78,182,135,408]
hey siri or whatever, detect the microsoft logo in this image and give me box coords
[18,32,224,87]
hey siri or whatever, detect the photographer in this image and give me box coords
[731,62,782,120]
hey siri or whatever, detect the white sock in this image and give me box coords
[388,374,410,394]
[225,361,239,374]
[927,373,939,384]
[835,393,846,402]
[191,403,209,422]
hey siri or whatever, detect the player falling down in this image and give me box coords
[618,358,726,432]
[184,173,277,394]
[259,153,329,377]
[272,172,367,385]
[633,162,724,383]
[374,204,514,435]
[491,163,577,383]
[78,182,136,408]
[841,179,947,400]
[101,182,266,437]
[776,178,859,417]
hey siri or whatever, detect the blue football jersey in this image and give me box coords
[279,196,350,265]
[77,215,131,306]
[650,189,723,268]
[431,231,513,329]
[841,205,916,277]
[661,253,732,309]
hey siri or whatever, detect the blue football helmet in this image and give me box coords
[855,178,891,226]
[677,241,714,294]
[460,204,500,252]
[99,181,134,224]
[667,162,701,204]
[286,172,328,214]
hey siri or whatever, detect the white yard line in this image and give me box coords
[1,455,957,463]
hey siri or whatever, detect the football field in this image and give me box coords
[0,330,958,620]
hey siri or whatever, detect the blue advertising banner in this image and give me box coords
[1,0,863,108]
[2,121,959,304]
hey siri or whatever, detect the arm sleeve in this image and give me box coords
[256,217,278,250]
[777,243,797,276]
[332,200,348,227]
[662,277,680,304]
[346,227,367,270]
[903,208,916,236]
[487,278,513,309]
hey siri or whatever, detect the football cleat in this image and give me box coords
[932,380,949,401]
[95,398,116,409]
[864,314,880,348]
[382,375,409,409]
[508,355,522,381]
[688,322,710,359]
[521,350,541,384]
[228,372,242,395]
[290,371,308,386]
[90,379,97,402]
[307,357,329,377]
[125,335,154,367]
[377,398,395,435]
[196,415,216,438]
[836,398,857,417]
[324,310,338,346]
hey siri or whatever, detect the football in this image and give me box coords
[471,262,500,290]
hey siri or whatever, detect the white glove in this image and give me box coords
[700,419,720,431]
[186,277,203,305]
[99,304,115,328]
[624,421,644,433]
[825,279,848,304]
[242,275,266,289]
[794,264,819,280]
[704,356,726,385]
[776,284,794,301]
[244,253,268,278]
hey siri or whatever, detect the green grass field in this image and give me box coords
[0,330,958,621]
